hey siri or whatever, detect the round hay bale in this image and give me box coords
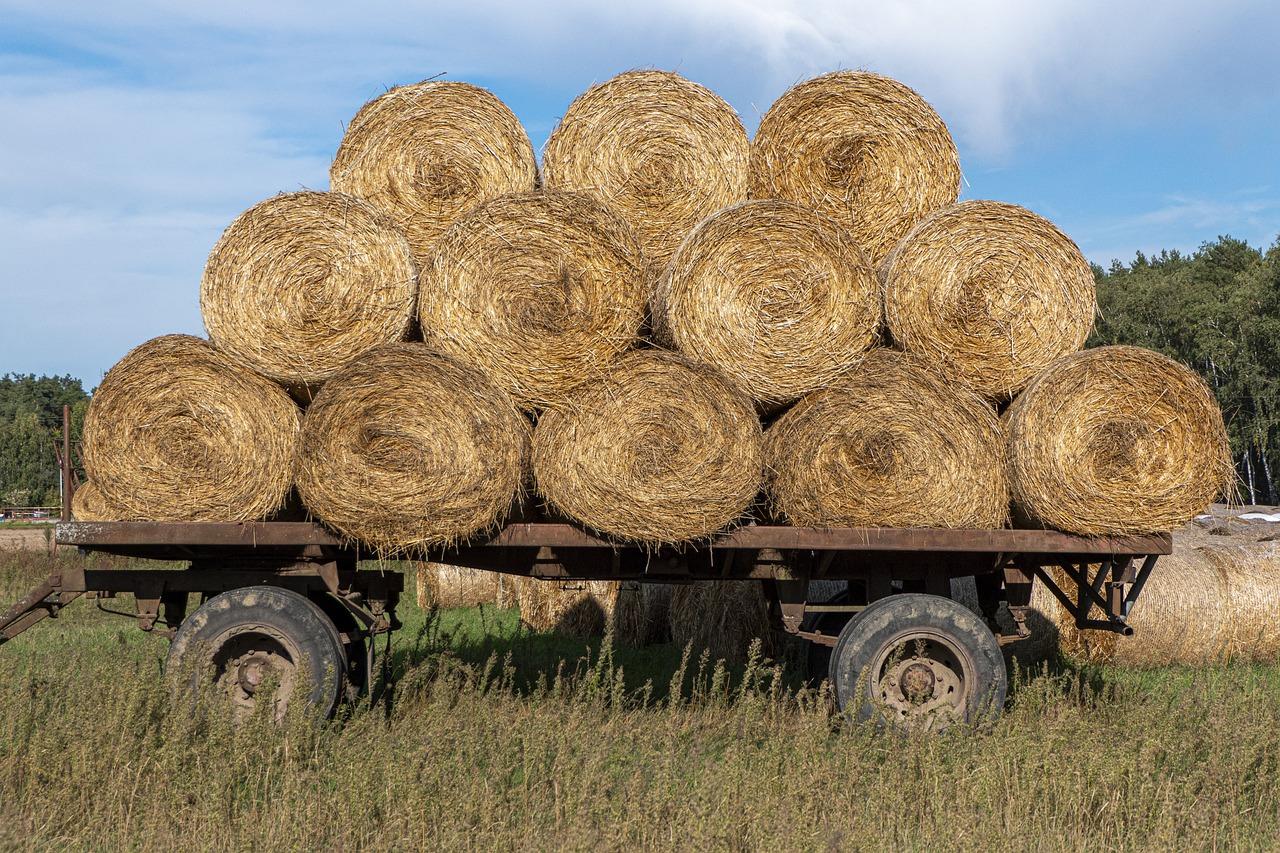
[294,342,528,552]
[200,191,417,391]
[532,350,763,544]
[415,562,504,610]
[70,481,119,522]
[542,69,749,268]
[83,335,299,522]
[765,349,1008,528]
[669,581,775,664]
[1030,539,1280,666]
[653,199,880,407]
[419,191,646,410]
[749,71,960,266]
[330,80,537,267]
[1007,345,1233,534]
[881,200,1096,400]
[515,577,643,641]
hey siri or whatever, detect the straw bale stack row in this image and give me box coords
[78,69,1234,647]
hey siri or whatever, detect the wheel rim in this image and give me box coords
[868,630,972,731]
[210,628,300,722]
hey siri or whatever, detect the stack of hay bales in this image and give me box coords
[80,68,1235,659]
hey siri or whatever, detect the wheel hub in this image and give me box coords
[875,636,969,728]
[900,662,937,703]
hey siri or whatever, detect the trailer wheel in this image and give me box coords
[830,593,1006,731]
[166,586,347,721]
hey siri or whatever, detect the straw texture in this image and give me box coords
[669,581,775,663]
[414,563,511,609]
[330,81,537,267]
[418,191,646,410]
[200,191,417,390]
[654,200,880,407]
[70,482,119,522]
[82,335,300,522]
[765,350,1008,528]
[542,70,749,268]
[882,200,1096,400]
[1032,537,1280,666]
[1007,346,1233,535]
[515,578,648,644]
[532,350,763,544]
[294,343,528,552]
[749,71,960,266]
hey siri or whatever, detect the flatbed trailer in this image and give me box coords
[0,517,1171,729]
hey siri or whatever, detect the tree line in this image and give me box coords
[0,375,88,506]
[1,233,1277,509]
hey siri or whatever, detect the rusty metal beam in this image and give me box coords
[57,521,1173,557]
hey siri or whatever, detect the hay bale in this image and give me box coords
[669,581,775,664]
[749,71,960,266]
[419,191,646,410]
[653,199,880,407]
[881,200,1096,400]
[83,335,299,522]
[294,342,528,552]
[330,81,537,268]
[515,577,648,643]
[532,350,763,544]
[765,350,1008,528]
[1007,345,1233,534]
[200,191,417,391]
[542,69,749,268]
[70,481,119,522]
[1030,537,1280,666]
[414,563,505,609]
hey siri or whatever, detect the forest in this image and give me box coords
[1,233,1278,508]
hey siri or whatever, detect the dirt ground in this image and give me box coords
[0,526,56,552]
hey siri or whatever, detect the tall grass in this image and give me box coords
[1,551,1278,850]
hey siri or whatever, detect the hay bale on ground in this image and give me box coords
[415,563,506,609]
[294,343,528,552]
[653,200,880,408]
[515,577,650,645]
[749,71,960,266]
[83,335,299,522]
[881,200,1096,400]
[1030,536,1280,666]
[418,191,646,410]
[1007,345,1233,534]
[532,350,763,544]
[765,350,1008,528]
[542,69,749,269]
[70,482,119,522]
[330,81,537,268]
[669,581,775,664]
[200,191,417,392]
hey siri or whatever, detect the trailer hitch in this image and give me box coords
[0,572,84,644]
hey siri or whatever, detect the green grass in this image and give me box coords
[1,551,1279,850]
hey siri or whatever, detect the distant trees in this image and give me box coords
[0,375,89,506]
[1090,236,1280,504]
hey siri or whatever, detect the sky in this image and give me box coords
[2,0,1279,387]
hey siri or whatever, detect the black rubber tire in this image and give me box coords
[830,593,1006,730]
[166,586,347,719]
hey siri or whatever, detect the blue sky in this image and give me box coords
[2,0,1279,386]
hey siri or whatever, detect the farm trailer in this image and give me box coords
[0,517,1171,729]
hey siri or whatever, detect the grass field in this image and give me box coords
[1,551,1278,850]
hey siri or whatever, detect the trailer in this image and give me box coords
[0,514,1171,730]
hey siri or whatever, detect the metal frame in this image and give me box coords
[1,520,1169,650]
